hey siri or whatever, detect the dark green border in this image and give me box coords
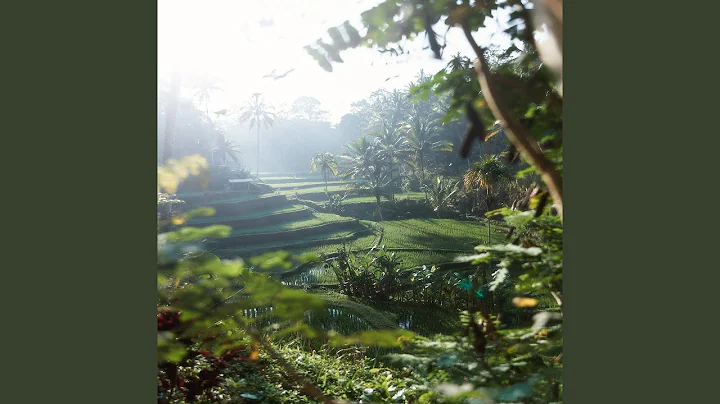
[3,1,157,402]
[565,2,718,403]
[4,1,718,402]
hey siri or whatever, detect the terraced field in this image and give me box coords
[286,218,508,271]
[270,180,358,191]
[342,192,426,204]
[180,176,507,277]
[179,188,372,260]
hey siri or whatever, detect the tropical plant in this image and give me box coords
[339,137,397,221]
[324,193,347,214]
[309,152,339,191]
[401,106,452,180]
[192,75,223,120]
[213,134,242,166]
[307,0,564,220]
[325,245,405,301]
[157,156,414,403]
[237,93,275,175]
[374,125,409,185]
[464,155,514,213]
[421,176,460,217]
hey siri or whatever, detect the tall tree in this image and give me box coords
[401,106,452,180]
[290,96,330,122]
[213,134,242,166]
[238,93,275,175]
[161,72,182,163]
[192,76,223,120]
[309,152,339,191]
[463,155,513,213]
[307,0,564,220]
[339,136,391,221]
[374,126,409,187]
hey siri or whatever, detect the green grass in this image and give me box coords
[204,193,282,204]
[286,218,507,270]
[342,192,426,204]
[286,233,380,256]
[213,227,374,257]
[226,213,355,236]
[364,218,506,251]
[188,204,309,224]
[259,176,322,183]
[270,180,358,190]
[273,184,352,196]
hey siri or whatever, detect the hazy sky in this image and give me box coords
[158,0,513,123]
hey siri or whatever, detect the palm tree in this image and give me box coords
[446,53,472,73]
[192,76,223,120]
[343,135,375,159]
[401,107,452,180]
[214,134,242,166]
[374,125,408,186]
[309,152,339,192]
[237,93,275,176]
[463,155,513,213]
[339,136,391,221]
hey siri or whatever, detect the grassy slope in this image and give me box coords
[225,213,355,236]
[188,204,309,224]
[342,192,426,204]
[288,218,507,269]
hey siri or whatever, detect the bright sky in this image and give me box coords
[158,0,512,124]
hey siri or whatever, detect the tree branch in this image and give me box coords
[461,23,563,221]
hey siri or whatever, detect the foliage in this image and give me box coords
[212,136,242,167]
[157,156,416,403]
[326,245,406,301]
[464,155,514,213]
[238,93,275,174]
[290,96,330,122]
[401,105,453,180]
[421,176,460,217]
[308,0,564,219]
[324,192,347,214]
[309,152,339,191]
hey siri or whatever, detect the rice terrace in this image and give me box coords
[158,0,563,402]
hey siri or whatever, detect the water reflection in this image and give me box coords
[282,266,337,287]
[239,304,372,335]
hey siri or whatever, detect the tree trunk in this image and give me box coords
[419,150,425,180]
[162,71,182,163]
[487,218,491,244]
[462,25,563,221]
[256,125,260,176]
[376,194,384,221]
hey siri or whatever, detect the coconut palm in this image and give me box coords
[374,125,409,186]
[463,155,513,212]
[237,93,275,175]
[310,152,339,191]
[401,107,452,180]
[339,137,392,221]
[192,76,223,120]
[214,134,242,166]
[446,53,473,73]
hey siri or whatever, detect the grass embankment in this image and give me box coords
[287,218,508,270]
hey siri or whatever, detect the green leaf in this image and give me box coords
[330,330,414,347]
[454,253,491,263]
[475,244,543,256]
[165,225,231,243]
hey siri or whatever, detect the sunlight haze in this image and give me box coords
[158,0,512,123]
